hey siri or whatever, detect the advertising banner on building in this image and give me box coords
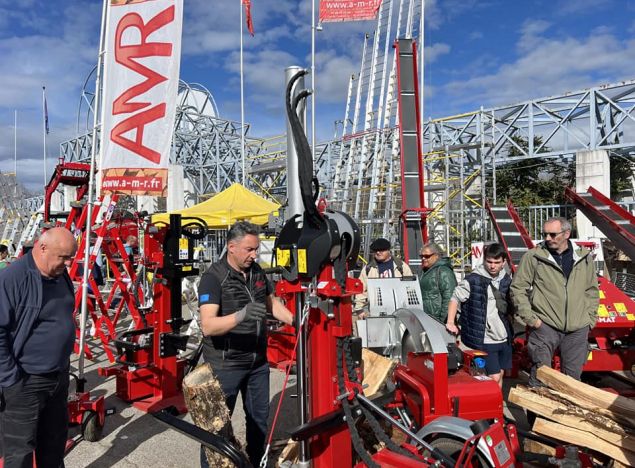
[100,0,183,196]
[319,0,382,23]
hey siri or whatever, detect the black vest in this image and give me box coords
[202,258,270,367]
[459,273,512,349]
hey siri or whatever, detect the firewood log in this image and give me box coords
[183,363,243,467]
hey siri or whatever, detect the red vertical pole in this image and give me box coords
[307,265,359,468]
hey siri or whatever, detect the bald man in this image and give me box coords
[0,227,77,468]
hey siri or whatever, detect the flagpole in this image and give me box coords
[311,0,316,170]
[42,86,47,188]
[420,0,425,142]
[240,0,246,186]
[78,0,109,381]
[14,110,17,196]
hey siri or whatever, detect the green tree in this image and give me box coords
[487,135,575,206]
[610,154,635,199]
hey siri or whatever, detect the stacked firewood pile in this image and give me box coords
[509,366,635,466]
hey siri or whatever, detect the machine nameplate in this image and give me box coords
[178,238,188,260]
[493,440,511,465]
[276,249,291,267]
[298,249,307,273]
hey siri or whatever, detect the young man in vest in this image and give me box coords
[445,243,513,387]
[354,237,413,319]
[198,221,293,467]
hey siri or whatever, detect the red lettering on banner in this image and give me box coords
[471,245,482,258]
[110,6,174,162]
[111,104,166,164]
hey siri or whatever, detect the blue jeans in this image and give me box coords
[200,362,270,467]
[0,371,69,468]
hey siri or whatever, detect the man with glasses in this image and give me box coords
[510,217,598,387]
[354,237,413,318]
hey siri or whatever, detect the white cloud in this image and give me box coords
[443,27,635,111]
[425,42,450,63]
[555,0,613,15]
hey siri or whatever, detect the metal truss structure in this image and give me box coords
[424,80,635,268]
[0,172,35,250]
[14,1,634,269]
[327,0,424,257]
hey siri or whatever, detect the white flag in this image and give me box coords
[100,0,183,196]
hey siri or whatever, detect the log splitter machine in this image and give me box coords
[272,69,521,468]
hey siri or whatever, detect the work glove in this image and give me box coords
[235,302,267,324]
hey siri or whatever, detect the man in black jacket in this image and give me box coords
[198,221,293,467]
[0,227,77,468]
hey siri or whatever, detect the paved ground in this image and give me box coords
[64,348,298,468]
[62,341,534,468]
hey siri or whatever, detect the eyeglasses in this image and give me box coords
[542,231,564,238]
[419,253,436,259]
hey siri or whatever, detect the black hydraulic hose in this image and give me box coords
[336,338,379,468]
[285,70,324,228]
[181,216,208,240]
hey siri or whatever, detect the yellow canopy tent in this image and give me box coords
[152,183,280,228]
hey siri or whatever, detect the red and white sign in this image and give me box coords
[100,0,183,196]
[319,0,382,23]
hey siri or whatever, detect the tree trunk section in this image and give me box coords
[183,363,243,467]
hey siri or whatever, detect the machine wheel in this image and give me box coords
[430,437,490,467]
[82,410,103,442]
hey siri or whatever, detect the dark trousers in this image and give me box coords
[0,372,69,468]
[527,322,590,387]
[200,362,270,467]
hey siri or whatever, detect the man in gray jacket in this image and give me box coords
[510,217,598,387]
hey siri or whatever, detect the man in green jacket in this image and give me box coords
[510,217,598,387]
[419,242,457,323]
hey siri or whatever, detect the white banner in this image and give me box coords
[100,0,183,196]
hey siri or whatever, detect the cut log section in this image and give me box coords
[182,363,243,467]
[533,418,635,466]
[362,348,396,397]
[522,439,555,457]
[508,386,635,451]
[537,366,635,428]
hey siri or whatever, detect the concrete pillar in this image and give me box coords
[576,149,610,239]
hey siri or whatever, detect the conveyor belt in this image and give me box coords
[565,186,635,261]
[485,199,534,272]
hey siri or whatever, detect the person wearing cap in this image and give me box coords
[354,238,413,318]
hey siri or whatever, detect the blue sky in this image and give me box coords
[0,0,634,192]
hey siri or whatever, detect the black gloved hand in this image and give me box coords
[235,302,267,324]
